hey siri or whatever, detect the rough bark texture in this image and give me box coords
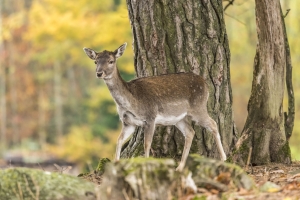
[121,0,237,161]
[282,7,294,141]
[233,0,292,165]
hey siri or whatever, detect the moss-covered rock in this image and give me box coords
[99,157,182,200]
[0,167,96,200]
[98,156,255,199]
[186,154,255,191]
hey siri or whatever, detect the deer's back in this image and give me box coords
[127,73,208,104]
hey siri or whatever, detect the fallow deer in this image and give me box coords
[83,43,227,171]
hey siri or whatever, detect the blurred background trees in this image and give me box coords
[0,0,299,171]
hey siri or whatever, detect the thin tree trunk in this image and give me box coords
[8,43,19,145]
[0,2,7,151]
[121,0,237,161]
[54,61,63,139]
[282,6,294,141]
[233,0,292,165]
[38,85,46,147]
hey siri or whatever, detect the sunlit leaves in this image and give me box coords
[25,0,134,74]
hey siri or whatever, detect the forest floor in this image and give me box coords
[203,161,300,200]
[83,160,300,200]
[235,161,300,200]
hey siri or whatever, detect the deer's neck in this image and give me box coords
[104,69,133,108]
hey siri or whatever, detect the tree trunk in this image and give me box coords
[233,0,292,165]
[0,3,7,151]
[54,61,63,139]
[8,43,19,145]
[38,85,46,147]
[121,0,237,161]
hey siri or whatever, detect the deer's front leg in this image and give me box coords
[115,123,136,161]
[175,119,195,171]
[143,121,156,158]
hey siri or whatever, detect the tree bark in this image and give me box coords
[233,0,292,165]
[121,0,237,161]
[282,6,294,141]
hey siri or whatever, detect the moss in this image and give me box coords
[95,158,111,175]
[280,141,291,157]
[132,143,145,157]
[0,167,96,200]
[272,140,291,163]
[230,134,251,166]
[186,154,255,190]
[192,195,207,200]
[99,157,179,199]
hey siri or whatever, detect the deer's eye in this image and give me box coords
[94,61,97,64]
[109,60,114,64]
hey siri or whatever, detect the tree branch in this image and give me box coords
[224,0,235,11]
[283,9,291,18]
[224,13,246,26]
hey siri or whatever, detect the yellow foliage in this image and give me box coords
[46,125,120,168]
[25,0,134,74]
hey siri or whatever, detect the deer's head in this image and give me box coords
[83,43,127,79]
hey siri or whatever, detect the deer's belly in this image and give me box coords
[155,113,187,125]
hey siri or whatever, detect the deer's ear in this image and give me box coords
[114,43,127,59]
[83,48,97,60]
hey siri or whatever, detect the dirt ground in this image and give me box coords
[239,161,300,200]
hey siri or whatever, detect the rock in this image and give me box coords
[0,167,96,200]
[99,157,182,200]
[185,154,255,191]
[260,181,281,193]
[98,155,256,199]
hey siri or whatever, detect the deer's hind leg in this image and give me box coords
[175,117,195,171]
[193,113,227,161]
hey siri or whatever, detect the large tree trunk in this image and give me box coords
[233,0,292,165]
[121,0,237,161]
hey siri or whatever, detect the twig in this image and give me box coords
[38,163,45,171]
[122,189,130,200]
[224,13,246,26]
[224,0,235,11]
[283,9,291,18]
[245,147,252,171]
[54,163,63,174]
[53,163,71,174]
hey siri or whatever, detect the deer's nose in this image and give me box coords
[96,72,103,78]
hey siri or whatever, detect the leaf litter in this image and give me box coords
[83,160,300,199]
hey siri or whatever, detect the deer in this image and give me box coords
[83,43,227,171]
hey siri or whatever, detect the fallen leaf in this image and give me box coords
[210,189,219,194]
[260,181,281,193]
[216,172,231,185]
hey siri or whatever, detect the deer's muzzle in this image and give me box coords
[96,72,104,78]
